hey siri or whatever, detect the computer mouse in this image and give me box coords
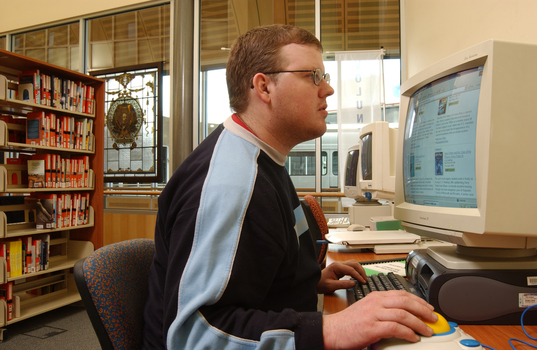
[347,224,365,231]
[423,312,450,334]
[369,312,483,349]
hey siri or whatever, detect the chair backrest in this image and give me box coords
[74,238,155,350]
[301,195,328,266]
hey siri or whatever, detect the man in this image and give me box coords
[143,24,437,350]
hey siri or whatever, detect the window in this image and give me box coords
[12,23,80,71]
[94,63,164,183]
[332,151,338,175]
[87,5,170,71]
[0,36,6,50]
[320,0,400,55]
[285,150,329,191]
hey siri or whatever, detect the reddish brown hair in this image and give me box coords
[226,24,323,114]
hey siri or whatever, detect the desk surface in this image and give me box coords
[323,247,537,349]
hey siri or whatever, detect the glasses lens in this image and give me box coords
[313,69,322,85]
[324,73,330,85]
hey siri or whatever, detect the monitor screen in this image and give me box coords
[345,148,359,187]
[361,134,373,181]
[402,66,483,209]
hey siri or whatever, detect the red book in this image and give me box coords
[61,116,70,148]
[21,236,33,273]
[72,155,89,188]
[0,282,14,321]
[47,113,56,148]
[0,243,6,274]
[33,239,41,272]
[26,111,46,146]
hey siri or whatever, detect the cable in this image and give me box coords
[477,304,537,350]
[521,304,537,341]
[507,303,537,350]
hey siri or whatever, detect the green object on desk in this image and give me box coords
[376,220,403,231]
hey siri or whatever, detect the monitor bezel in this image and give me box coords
[394,43,492,236]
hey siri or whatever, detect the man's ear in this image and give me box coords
[251,73,272,104]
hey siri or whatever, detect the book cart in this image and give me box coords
[0,49,104,341]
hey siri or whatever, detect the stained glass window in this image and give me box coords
[94,64,163,182]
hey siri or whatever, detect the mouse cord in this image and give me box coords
[476,304,537,350]
[507,303,537,349]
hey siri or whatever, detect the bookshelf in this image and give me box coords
[0,49,104,337]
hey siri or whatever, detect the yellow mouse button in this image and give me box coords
[423,312,451,334]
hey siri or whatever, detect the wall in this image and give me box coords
[103,212,157,245]
[402,0,537,81]
[0,0,156,33]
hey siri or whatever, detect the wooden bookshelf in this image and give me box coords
[0,49,104,335]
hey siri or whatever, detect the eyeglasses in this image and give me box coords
[262,68,330,86]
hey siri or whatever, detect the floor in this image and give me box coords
[0,302,100,350]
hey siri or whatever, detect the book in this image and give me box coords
[22,236,33,273]
[27,159,45,188]
[0,282,14,321]
[34,234,50,270]
[31,154,52,188]
[71,155,89,188]
[33,239,41,272]
[35,194,57,229]
[26,111,46,146]
[47,113,56,147]
[72,193,79,226]
[0,243,6,277]
[7,240,22,277]
[5,243,9,278]
[51,75,62,108]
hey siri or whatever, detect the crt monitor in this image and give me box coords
[394,39,537,258]
[358,121,397,201]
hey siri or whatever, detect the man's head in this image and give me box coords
[227,24,323,114]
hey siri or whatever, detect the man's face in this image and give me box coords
[266,44,334,148]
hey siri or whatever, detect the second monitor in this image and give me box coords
[344,121,398,226]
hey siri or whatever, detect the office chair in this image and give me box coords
[301,195,328,266]
[74,238,155,350]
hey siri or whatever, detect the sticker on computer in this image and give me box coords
[519,293,537,308]
[528,276,537,286]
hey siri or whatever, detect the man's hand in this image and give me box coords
[317,260,367,294]
[323,290,437,350]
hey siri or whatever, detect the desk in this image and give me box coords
[323,247,537,349]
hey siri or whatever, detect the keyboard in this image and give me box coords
[346,272,424,305]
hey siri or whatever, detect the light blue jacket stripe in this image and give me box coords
[177,312,295,350]
[294,205,308,239]
[167,129,296,350]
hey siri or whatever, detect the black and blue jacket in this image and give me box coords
[143,116,323,350]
